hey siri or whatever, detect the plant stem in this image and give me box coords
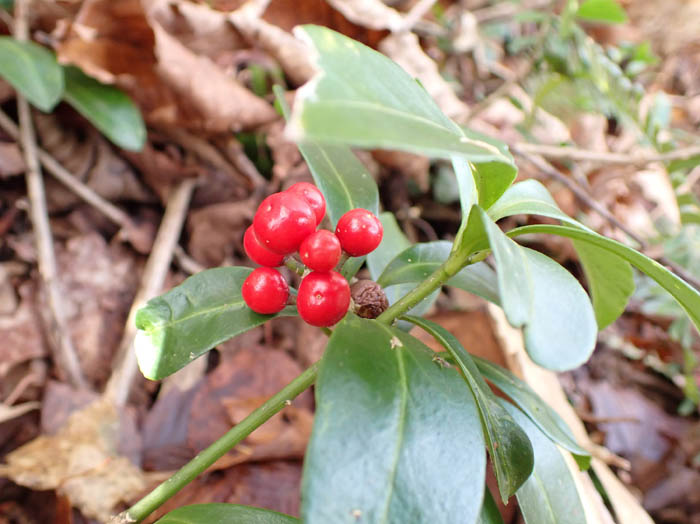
[284,256,306,276]
[376,250,468,325]
[114,361,320,523]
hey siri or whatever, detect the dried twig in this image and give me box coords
[14,0,87,389]
[513,148,700,291]
[396,0,439,33]
[104,179,195,407]
[0,109,133,229]
[514,142,700,166]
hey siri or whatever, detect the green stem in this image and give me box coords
[285,256,306,276]
[115,361,320,523]
[376,250,469,325]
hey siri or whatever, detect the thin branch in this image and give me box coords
[14,0,87,389]
[0,109,133,230]
[514,142,700,166]
[104,179,195,407]
[396,0,439,33]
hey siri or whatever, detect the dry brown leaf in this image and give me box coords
[187,345,313,465]
[146,461,302,523]
[0,398,147,522]
[0,283,46,380]
[55,234,139,387]
[229,3,315,86]
[152,22,277,132]
[33,113,153,212]
[55,0,276,132]
[0,142,26,178]
[372,149,430,192]
[379,31,470,121]
[187,200,252,266]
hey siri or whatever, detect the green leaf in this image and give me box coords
[404,316,533,503]
[302,316,487,523]
[509,224,700,334]
[486,182,633,329]
[504,403,587,524]
[367,213,438,326]
[481,211,533,327]
[574,240,634,329]
[289,26,515,209]
[63,66,146,151]
[377,240,500,304]
[487,179,588,229]
[481,209,597,371]
[576,0,628,24]
[472,356,591,469]
[135,268,295,380]
[155,503,299,523]
[0,37,63,111]
[478,490,504,524]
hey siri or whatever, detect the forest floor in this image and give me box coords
[0,0,699,523]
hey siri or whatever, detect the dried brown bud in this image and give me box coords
[351,280,389,319]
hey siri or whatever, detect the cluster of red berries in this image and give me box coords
[242,182,383,327]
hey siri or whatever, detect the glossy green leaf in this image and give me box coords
[63,66,146,151]
[404,316,533,503]
[481,211,533,327]
[481,209,597,371]
[574,239,634,329]
[576,0,628,24]
[377,240,500,304]
[135,267,295,380]
[289,26,516,209]
[473,356,591,469]
[0,37,63,111]
[367,213,438,325]
[487,179,587,229]
[302,316,487,523]
[509,224,700,333]
[486,182,633,329]
[155,503,299,523]
[521,247,597,370]
[459,128,517,210]
[477,490,504,524]
[504,403,587,524]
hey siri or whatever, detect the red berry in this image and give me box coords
[253,192,316,254]
[243,226,285,267]
[287,182,326,225]
[242,268,289,314]
[335,209,383,256]
[299,230,341,272]
[297,271,350,327]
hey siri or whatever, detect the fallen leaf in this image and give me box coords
[152,22,277,131]
[33,113,153,212]
[186,200,252,266]
[55,234,139,387]
[0,283,46,380]
[0,398,147,522]
[187,345,313,465]
[0,142,26,178]
[55,0,277,132]
[147,460,303,523]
